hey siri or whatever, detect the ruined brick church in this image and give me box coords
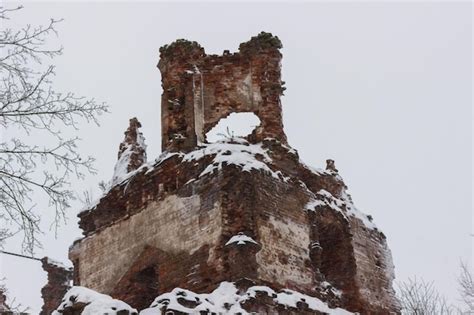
[46,33,400,315]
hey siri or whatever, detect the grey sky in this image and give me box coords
[0,1,472,313]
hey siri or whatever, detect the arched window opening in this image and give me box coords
[205,112,260,143]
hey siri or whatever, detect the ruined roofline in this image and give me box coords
[75,137,369,238]
[157,32,287,153]
[158,32,283,61]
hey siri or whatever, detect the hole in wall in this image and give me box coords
[206,112,260,143]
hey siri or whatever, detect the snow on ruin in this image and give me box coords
[140,281,353,315]
[340,190,377,230]
[86,134,375,232]
[304,187,377,230]
[53,286,137,315]
[44,257,71,269]
[111,126,147,187]
[183,140,289,181]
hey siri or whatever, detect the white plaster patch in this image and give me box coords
[71,194,222,294]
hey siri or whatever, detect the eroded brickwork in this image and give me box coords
[72,139,399,314]
[40,258,73,315]
[159,32,286,152]
[68,33,400,314]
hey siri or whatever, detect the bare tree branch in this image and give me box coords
[0,5,108,253]
[0,277,29,313]
[458,261,474,312]
[397,277,458,315]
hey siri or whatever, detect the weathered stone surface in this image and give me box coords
[72,139,399,314]
[67,33,400,314]
[40,258,73,315]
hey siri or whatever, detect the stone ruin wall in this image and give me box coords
[71,142,399,313]
[71,195,214,292]
[213,167,317,293]
[70,162,321,309]
[350,218,398,312]
[252,173,315,291]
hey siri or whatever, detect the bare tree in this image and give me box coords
[458,262,474,313]
[0,6,108,253]
[398,277,457,315]
[0,278,28,313]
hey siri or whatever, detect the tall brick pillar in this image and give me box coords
[158,32,287,153]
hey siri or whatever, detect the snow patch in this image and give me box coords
[44,257,71,269]
[136,130,147,151]
[111,144,134,186]
[275,289,350,315]
[321,281,343,298]
[305,189,345,214]
[225,232,258,246]
[53,286,137,315]
[141,281,353,315]
[111,129,147,186]
[340,190,377,230]
[304,187,377,230]
[183,141,289,181]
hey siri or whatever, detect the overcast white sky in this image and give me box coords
[0,1,472,313]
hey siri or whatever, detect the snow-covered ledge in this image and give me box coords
[53,286,137,315]
[140,282,353,315]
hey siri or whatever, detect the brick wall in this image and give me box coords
[69,32,400,314]
[158,32,286,152]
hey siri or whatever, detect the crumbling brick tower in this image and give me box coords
[159,33,286,152]
[70,33,400,314]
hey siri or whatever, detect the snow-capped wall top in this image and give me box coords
[43,257,70,269]
[182,139,289,181]
[81,138,377,233]
[304,188,377,230]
